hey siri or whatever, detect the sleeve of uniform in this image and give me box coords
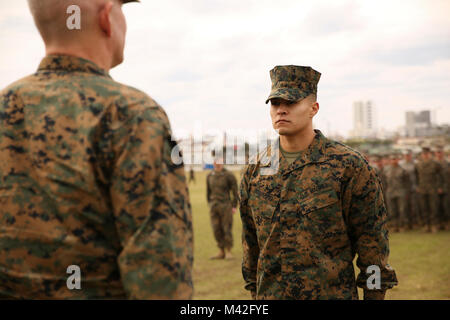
[102,103,193,299]
[239,165,259,299]
[344,160,398,300]
[228,171,239,208]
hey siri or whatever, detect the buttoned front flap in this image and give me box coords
[299,187,339,215]
[296,186,348,236]
[278,185,351,286]
[280,186,350,263]
[293,186,349,248]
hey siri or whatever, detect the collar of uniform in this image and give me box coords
[280,129,329,175]
[37,54,111,78]
[258,129,329,175]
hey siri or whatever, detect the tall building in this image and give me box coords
[352,100,376,138]
[405,110,431,137]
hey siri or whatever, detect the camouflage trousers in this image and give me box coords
[387,195,408,230]
[209,201,233,250]
[405,191,421,227]
[418,193,439,229]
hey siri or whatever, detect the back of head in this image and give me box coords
[28,0,95,44]
[27,0,131,69]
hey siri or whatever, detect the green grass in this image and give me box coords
[189,170,450,300]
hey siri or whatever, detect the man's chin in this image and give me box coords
[276,128,291,136]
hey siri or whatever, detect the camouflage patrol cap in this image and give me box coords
[265,65,321,104]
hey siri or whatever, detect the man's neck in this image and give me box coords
[279,128,316,153]
[46,43,112,72]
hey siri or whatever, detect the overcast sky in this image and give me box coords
[1,0,449,138]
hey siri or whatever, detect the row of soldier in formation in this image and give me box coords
[368,147,449,233]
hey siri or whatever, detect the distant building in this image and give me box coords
[351,100,376,138]
[405,110,433,137]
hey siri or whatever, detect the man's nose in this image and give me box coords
[277,105,288,114]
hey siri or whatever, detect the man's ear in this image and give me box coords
[311,102,319,118]
[99,1,114,37]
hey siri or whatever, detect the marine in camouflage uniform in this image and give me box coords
[240,66,397,300]
[188,167,196,184]
[372,156,388,211]
[434,149,449,229]
[207,161,238,259]
[400,151,422,228]
[385,155,411,231]
[0,0,193,299]
[415,147,442,232]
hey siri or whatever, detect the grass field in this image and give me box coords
[189,170,450,300]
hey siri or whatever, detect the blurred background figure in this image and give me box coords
[386,154,411,232]
[434,147,449,230]
[373,154,389,218]
[415,147,442,233]
[206,158,238,260]
[400,151,422,229]
[189,167,196,184]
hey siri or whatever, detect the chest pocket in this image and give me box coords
[300,188,338,212]
[299,187,342,227]
[248,175,281,225]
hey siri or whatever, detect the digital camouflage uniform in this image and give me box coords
[240,65,397,300]
[415,158,442,230]
[0,55,193,299]
[240,130,397,300]
[207,168,238,250]
[400,159,421,227]
[385,164,411,230]
[436,159,449,227]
